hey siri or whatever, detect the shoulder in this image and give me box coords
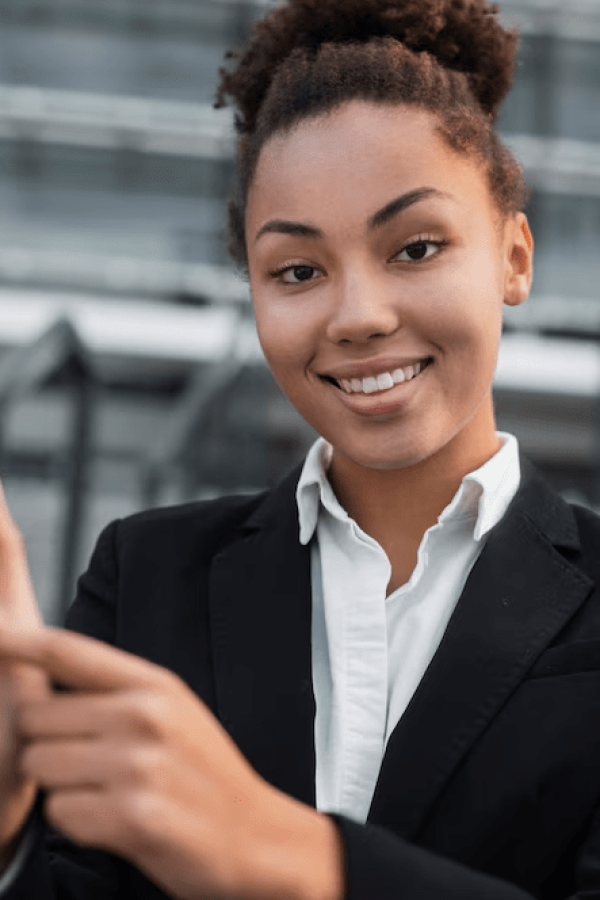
[508,456,600,585]
[567,501,600,572]
[73,492,271,606]
[569,501,600,537]
[109,491,270,562]
[102,463,302,561]
[516,456,600,543]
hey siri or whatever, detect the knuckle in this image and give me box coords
[35,630,63,672]
[151,665,184,700]
[126,690,169,738]
[160,667,182,691]
[118,789,162,851]
[122,743,165,788]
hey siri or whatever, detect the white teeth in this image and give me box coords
[377,372,394,391]
[330,360,429,395]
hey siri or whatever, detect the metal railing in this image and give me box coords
[0,307,262,621]
[139,353,246,508]
[139,309,268,505]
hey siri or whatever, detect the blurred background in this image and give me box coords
[0,0,598,624]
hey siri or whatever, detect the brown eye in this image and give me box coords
[289,266,315,282]
[406,241,427,259]
[277,265,318,284]
[404,242,430,261]
[396,240,445,263]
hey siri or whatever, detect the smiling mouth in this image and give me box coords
[322,358,433,396]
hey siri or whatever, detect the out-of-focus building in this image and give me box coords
[493,0,600,497]
[499,0,600,306]
[0,0,598,301]
[0,0,598,620]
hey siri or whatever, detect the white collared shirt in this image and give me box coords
[296,433,521,824]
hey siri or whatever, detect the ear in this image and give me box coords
[503,212,533,308]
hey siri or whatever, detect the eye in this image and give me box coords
[395,240,447,262]
[270,264,320,285]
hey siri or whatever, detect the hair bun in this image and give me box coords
[216,0,518,127]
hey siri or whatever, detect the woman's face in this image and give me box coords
[246,101,532,473]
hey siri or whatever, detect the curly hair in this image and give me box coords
[214,0,527,274]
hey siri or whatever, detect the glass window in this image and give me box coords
[527,191,600,300]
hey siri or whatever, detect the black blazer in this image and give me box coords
[8,458,600,899]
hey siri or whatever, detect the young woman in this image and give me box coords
[0,1,598,898]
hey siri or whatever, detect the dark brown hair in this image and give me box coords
[215,0,527,274]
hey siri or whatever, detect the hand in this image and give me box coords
[0,480,47,854]
[0,627,345,900]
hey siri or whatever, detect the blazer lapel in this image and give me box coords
[367,459,593,838]
[207,458,594,833]
[208,468,317,807]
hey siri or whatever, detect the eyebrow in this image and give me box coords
[253,187,450,244]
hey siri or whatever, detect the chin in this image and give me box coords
[334,440,435,473]
[361,454,431,472]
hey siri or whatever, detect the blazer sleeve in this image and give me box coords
[2,516,599,900]
[326,814,533,900]
[324,800,600,900]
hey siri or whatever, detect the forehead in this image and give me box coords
[246,101,492,234]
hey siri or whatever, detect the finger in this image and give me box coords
[17,691,154,739]
[23,737,172,795]
[0,481,44,629]
[0,481,21,546]
[21,738,164,791]
[18,693,103,738]
[0,628,166,693]
[22,738,107,789]
[44,785,153,853]
[44,787,111,848]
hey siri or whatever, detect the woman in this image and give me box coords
[0,1,598,898]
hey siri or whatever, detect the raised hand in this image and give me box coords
[0,481,48,858]
[0,627,345,900]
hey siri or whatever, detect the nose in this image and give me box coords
[325,270,401,345]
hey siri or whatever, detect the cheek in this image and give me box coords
[424,272,504,353]
[254,295,313,348]
[253,307,311,386]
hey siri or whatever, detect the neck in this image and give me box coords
[327,420,502,584]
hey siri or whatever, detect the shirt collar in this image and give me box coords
[296,433,520,546]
